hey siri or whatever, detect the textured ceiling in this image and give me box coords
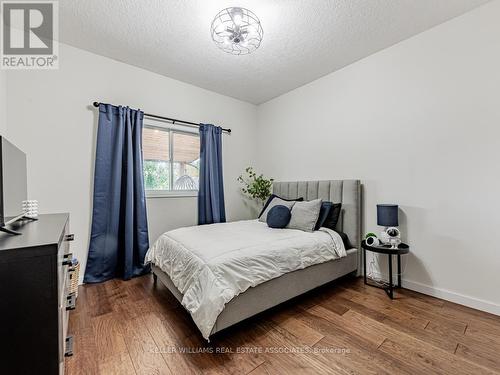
[59,0,490,104]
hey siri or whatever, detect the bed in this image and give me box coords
[146,180,361,340]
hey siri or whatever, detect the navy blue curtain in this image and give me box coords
[84,104,150,283]
[198,124,226,225]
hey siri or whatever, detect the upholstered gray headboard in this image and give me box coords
[273,180,361,249]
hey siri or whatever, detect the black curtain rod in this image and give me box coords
[92,102,231,134]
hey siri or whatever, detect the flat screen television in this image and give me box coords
[0,136,27,228]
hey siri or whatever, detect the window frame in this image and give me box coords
[143,121,199,198]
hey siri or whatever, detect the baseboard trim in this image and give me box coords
[403,279,500,316]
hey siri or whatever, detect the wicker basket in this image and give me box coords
[68,260,80,298]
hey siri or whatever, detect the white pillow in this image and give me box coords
[287,199,323,232]
[259,198,297,222]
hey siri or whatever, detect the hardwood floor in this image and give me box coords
[66,275,500,374]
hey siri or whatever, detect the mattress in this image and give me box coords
[145,219,347,339]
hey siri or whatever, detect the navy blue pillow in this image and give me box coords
[323,203,342,230]
[315,202,333,230]
[266,205,292,228]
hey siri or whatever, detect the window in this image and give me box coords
[143,124,200,196]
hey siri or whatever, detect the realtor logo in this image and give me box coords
[1,1,59,69]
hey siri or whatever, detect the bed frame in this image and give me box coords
[152,179,361,337]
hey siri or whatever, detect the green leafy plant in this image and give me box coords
[237,167,274,202]
[365,232,377,239]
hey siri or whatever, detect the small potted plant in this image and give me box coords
[237,167,274,207]
[365,232,380,246]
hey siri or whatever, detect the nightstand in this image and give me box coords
[361,240,409,299]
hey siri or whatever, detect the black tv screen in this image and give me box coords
[0,137,27,226]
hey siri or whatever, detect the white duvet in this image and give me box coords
[145,219,346,339]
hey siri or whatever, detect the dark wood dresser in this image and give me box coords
[0,213,75,375]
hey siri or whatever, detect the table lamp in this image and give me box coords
[377,204,401,248]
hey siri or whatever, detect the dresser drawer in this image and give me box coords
[57,219,74,373]
[57,221,72,302]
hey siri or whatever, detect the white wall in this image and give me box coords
[257,1,500,314]
[0,71,6,134]
[5,43,257,280]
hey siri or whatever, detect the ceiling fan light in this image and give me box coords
[211,7,263,55]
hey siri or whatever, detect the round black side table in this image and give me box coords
[361,240,409,299]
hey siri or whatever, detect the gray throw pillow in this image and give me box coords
[259,198,297,222]
[287,199,323,232]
